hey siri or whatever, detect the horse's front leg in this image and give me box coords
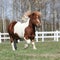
[10,37,15,51]
[24,38,31,49]
[11,41,15,51]
[11,37,17,51]
[31,40,37,49]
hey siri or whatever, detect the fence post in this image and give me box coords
[54,31,57,41]
[42,32,44,42]
[35,31,38,42]
[56,31,58,42]
[0,32,1,43]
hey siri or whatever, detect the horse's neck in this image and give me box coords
[29,20,35,31]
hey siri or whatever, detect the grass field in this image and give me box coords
[0,41,60,60]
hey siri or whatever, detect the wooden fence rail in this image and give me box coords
[0,31,60,43]
[35,31,60,42]
[0,32,10,43]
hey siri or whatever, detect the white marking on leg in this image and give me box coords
[11,42,15,51]
[24,44,28,49]
[18,39,20,43]
[26,39,31,44]
[24,38,31,44]
[24,38,31,48]
[32,41,37,49]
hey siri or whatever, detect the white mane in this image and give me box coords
[22,15,30,22]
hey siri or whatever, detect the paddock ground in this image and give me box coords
[0,40,60,60]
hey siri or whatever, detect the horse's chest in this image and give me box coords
[14,22,28,38]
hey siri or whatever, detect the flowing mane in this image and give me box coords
[22,11,31,22]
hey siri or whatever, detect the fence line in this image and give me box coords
[35,31,60,42]
[0,32,10,43]
[0,31,60,43]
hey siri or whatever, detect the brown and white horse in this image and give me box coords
[7,11,41,51]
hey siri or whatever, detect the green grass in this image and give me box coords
[0,41,60,60]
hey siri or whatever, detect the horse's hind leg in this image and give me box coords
[11,40,17,51]
[11,41,15,51]
[14,39,17,50]
[10,37,17,51]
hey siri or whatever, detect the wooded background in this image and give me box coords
[0,0,60,32]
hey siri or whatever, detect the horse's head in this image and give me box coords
[28,11,41,27]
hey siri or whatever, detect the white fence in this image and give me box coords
[35,31,60,42]
[0,31,60,43]
[0,32,10,43]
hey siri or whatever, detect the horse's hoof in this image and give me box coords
[24,44,28,49]
[12,49,16,51]
[33,47,37,50]
[24,46,28,49]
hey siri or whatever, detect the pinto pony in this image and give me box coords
[7,11,41,51]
